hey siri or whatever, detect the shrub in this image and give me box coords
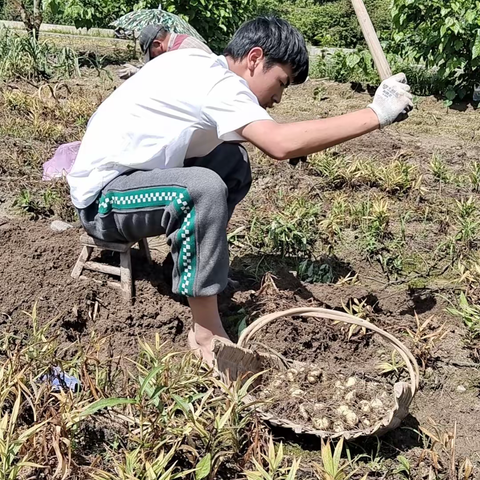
[255,0,391,48]
[392,0,480,102]
[47,0,256,52]
[310,48,444,96]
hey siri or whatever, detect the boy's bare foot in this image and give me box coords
[187,327,230,367]
[187,295,231,367]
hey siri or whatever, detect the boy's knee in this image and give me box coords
[190,167,228,202]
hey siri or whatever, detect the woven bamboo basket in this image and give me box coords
[212,307,420,440]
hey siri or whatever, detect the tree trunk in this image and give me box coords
[14,0,42,40]
[32,0,42,40]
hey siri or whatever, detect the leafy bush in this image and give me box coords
[46,0,143,30]
[0,28,79,80]
[310,48,444,96]
[392,0,480,102]
[255,0,391,48]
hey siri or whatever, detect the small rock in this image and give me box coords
[457,385,467,393]
[51,220,73,232]
[345,411,358,427]
[333,422,345,433]
[359,400,371,413]
[344,390,356,404]
[345,377,356,388]
[424,367,434,378]
[362,418,371,427]
[299,404,309,420]
[337,405,350,415]
[286,368,298,382]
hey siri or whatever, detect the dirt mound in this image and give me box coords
[0,218,190,358]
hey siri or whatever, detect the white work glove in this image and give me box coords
[368,73,414,128]
[118,63,140,80]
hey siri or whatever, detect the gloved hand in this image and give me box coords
[118,64,140,80]
[368,73,414,128]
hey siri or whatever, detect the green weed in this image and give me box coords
[245,438,300,480]
[377,351,406,377]
[297,260,335,284]
[447,292,480,338]
[313,438,363,480]
[0,28,79,81]
[310,153,419,195]
[430,154,451,183]
[249,195,320,257]
[468,162,480,192]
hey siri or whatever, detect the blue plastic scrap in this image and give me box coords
[39,366,81,392]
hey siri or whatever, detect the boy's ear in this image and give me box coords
[246,47,265,73]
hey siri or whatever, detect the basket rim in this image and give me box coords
[237,307,420,395]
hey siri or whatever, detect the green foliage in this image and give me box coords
[249,195,320,257]
[245,438,300,480]
[309,151,420,195]
[447,292,480,338]
[159,0,257,52]
[46,0,141,30]
[392,0,480,101]
[310,48,444,96]
[297,260,335,284]
[0,308,290,480]
[256,0,391,48]
[0,28,79,81]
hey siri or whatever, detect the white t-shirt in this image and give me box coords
[68,49,273,209]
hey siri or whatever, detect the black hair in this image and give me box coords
[224,16,309,85]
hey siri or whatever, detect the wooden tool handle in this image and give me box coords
[351,0,392,81]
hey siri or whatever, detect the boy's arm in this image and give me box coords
[240,109,379,160]
[239,73,413,160]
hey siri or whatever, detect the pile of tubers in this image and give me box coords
[259,364,390,432]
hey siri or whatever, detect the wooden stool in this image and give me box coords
[71,233,152,302]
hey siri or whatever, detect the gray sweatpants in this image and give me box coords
[77,144,251,297]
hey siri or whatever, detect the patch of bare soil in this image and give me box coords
[0,218,190,359]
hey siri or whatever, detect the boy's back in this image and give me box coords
[68,49,271,209]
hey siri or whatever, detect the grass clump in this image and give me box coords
[309,151,420,195]
[447,292,480,339]
[0,28,79,81]
[249,193,321,257]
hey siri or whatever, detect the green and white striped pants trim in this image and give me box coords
[98,187,197,297]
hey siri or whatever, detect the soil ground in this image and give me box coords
[1,33,480,476]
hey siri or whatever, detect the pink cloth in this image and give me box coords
[167,33,212,54]
[42,141,81,181]
[170,34,189,51]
